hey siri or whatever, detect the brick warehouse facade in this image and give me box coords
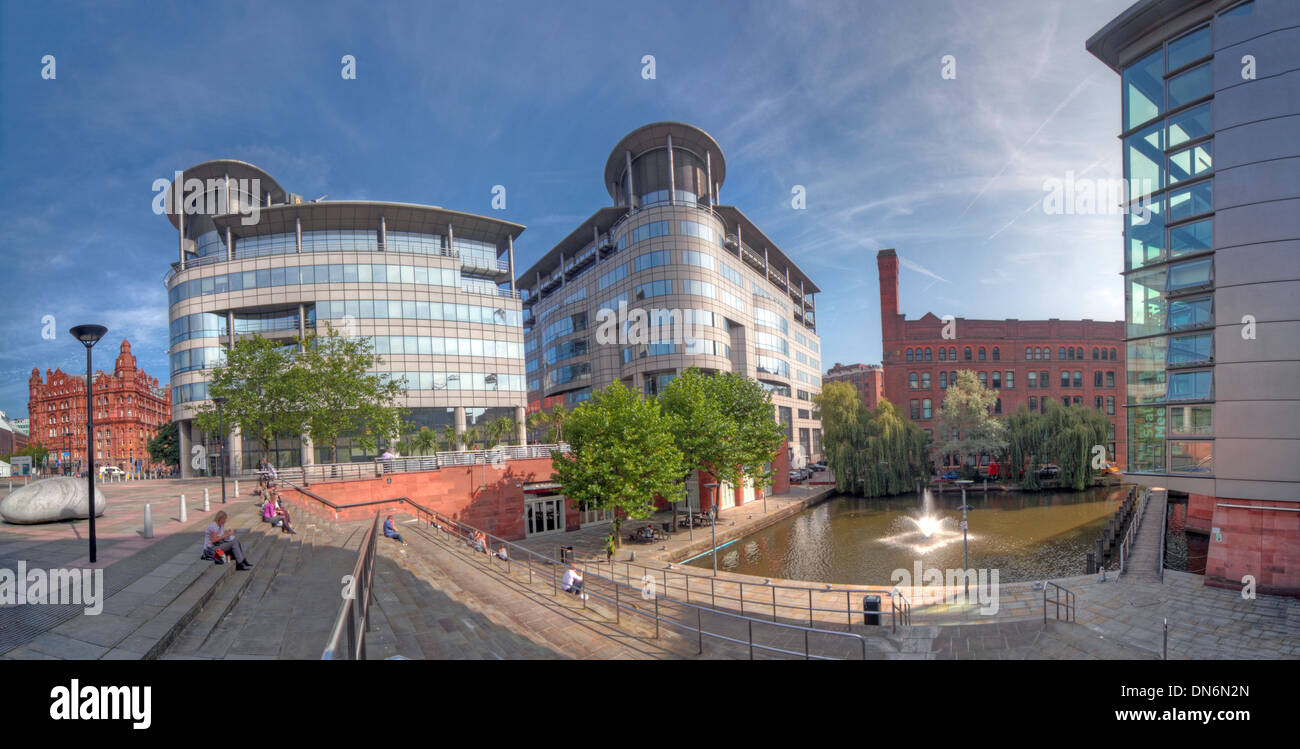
[824,362,884,411]
[28,340,172,475]
[877,250,1127,468]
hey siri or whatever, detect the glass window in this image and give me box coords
[925,347,932,361]
[1127,267,1167,337]
[940,372,947,389]
[1060,371,1070,388]
[1027,371,1037,388]
[1125,123,1164,200]
[964,347,972,361]
[1169,141,1212,183]
[635,250,670,272]
[1005,371,1014,389]
[978,347,986,361]
[1169,404,1212,436]
[1169,218,1212,257]
[909,373,918,389]
[992,347,999,361]
[1166,103,1211,149]
[1029,396,1038,412]
[1169,440,1212,473]
[1128,338,1168,403]
[978,372,988,387]
[1169,297,1213,330]
[1220,1,1253,17]
[1167,64,1211,109]
[907,348,914,362]
[1124,49,1164,129]
[922,399,932,419]
[681,250,715,271]
[1167,26,1210,71]
[991,372,1001,389]
[1073,371,1083,388]
[1168,370,1212,400]
[1168,333,1212,364]
[1167,257,1212,290]
[921,372,931,389]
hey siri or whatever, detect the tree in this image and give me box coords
[193,335,304,458]
[294,328,407,463]
[816,383,931,498]
[441,424,458,451]
[411,426,438,456]
[930,369,1006,469]
[1001,400,1111,491]
[488,415,516,446]
[659,369,785,525]
[146,423,180,468]
[551,380,686,547]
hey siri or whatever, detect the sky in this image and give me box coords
[0,0,1138,419]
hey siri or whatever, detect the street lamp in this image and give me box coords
[212,396,227,504]
[705,482,719,576]
[70,324,107,564]
[955,479,974,600]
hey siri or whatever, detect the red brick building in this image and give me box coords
[28,340,172,475]
[877,250,1126,468]
[824,363,884,411]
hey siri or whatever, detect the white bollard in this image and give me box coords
[179,494,187,523]
[143,503,154,538]
[234,479,239,498]
[203,490,210,512]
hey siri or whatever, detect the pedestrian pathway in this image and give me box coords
[1122,488,1166,584]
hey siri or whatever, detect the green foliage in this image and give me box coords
[193,329,406,463]
[551,380,686,543]
[193,335,303,454]
[146,423,179,467]
[410,426,438,455]
[4,441,51,469]
[1002,399,1111,491]
[815,382,931,498]
[930,369,1006,465]
[441,424,458,451]
[659,369,783,493]
[527,403,568,443]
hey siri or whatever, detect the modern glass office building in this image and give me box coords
[517,123,824,498]
[164,160,527,477]
[1089,0,1300,594]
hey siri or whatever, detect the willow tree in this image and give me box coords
[815,382,930,498]
[1002,399,1111,491]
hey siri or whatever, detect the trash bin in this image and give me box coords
[863,595,881,626]
[559,545,574,564]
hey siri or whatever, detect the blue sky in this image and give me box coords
[0,0,1137,419]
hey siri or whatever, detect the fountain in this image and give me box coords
[877,488,968,554]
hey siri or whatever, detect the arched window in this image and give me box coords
[992,347,1000,361]
[1025,347,1032,361]
[950,371,957,386]
[1044,348,1051,360]
[1060,346,1067,360]
[906,348,914,362]
[940,372,947,388]
[1101,348,1109,360]
[909,373,918,389]
[1078,347,1085,360]
[978,347,986,361]
[949,347,956,361]
[1111,348,1117,360]
[1068,347,1075,361]
[939,348,947,361]
[925,347,932,361]
[1092,347,1099,360]
[964,347,972,361]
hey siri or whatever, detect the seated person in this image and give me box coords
[495,546,509,561]
[204,511,253,571]
[383,515,408,545]
[560,565,587,600]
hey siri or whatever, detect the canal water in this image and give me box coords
[686,487,1126,585]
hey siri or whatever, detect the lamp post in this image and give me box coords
[212,396,227,504]
[70,324,107,563]
[705,482,719,576]
[955,479,974,601]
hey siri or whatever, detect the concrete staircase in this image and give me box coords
[1122,489,1167,584]
[158,508,367,659]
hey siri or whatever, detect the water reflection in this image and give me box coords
[686,487,1126,585]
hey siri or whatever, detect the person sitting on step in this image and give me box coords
[383,515,408,545]
[205,511,253,571]
[560,564,587,600]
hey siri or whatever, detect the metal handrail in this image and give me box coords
[399,505,872,659]
[246,444,570,485]
[1042,581,1076,624]
[1158,490,1167,582]
[322,511,381,659]
[1119,487,1148,573]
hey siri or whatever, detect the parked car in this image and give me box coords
[98,466,126,478]
[1038,463,1060,479]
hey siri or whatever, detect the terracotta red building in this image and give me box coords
[824,362,884,411]
[28,340,172,475]
[877,249,1126,469]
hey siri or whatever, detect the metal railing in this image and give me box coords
[396,504,872,659]
[1158,490,1167,582]
[322,511,381,659]
[1042,581,1076,624]
[1119,487,1149,573]
[551,541,912,632]
[249,444,569,485]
